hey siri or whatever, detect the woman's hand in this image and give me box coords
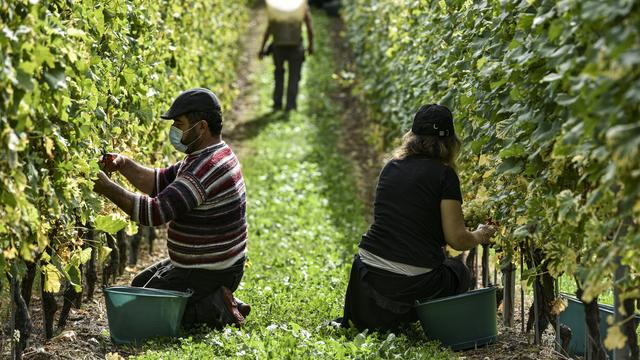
[474,224,497,245]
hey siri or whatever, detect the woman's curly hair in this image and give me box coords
[392,131,462,171]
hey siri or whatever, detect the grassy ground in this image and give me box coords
[130,13,455,360]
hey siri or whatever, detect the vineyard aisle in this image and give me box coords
[131,11,452,360]
[131,9,559,360]
[4,10,556,360]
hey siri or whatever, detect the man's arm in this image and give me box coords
[119,156,155,195]
[304,8,314,55]
[259,23,272,59]
[93,171,137,217]
[101,153,155,195]
[93,170,206,227]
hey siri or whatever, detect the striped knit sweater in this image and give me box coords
[132,142,247,270]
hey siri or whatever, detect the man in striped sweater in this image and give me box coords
[93,88,249,328]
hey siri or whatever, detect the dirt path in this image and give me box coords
[225,6,270,147]
[325,18,384,219]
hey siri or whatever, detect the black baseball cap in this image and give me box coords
[160,88,221,120]
[411,104,455,137]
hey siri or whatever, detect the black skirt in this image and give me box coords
[340,254,471,331]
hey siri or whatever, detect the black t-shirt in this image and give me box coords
[359,156,463,268]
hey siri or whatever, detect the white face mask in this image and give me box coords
[169,121,202,154]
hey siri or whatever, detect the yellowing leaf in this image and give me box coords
[126,222,139,236]
[478,154,491,166]
[97,246,113,266]
[482,168,495,179]
[475,186,489,204]
[604,324,627,350]
[43,264,62,293]
[79,248,92,264]
[3,247,17,260]
[44,137,55,159]
[550,298,567,315]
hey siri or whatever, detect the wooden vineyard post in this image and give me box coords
[466,246,478,290]
[85,228,97,301]
[577,286,608,360]
[520,249,525,334]
[502,261,516,327]
[117,229,127,276]
[11,272,32,360]
[533,280,541,344]
[612,261,629,360]
[481,244,490,287]
[555,278,561,353]
[612,215,637,360]
[10,275,16,360]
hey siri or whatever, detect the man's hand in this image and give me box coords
[92,170,112,195]
[307,44,314,56]
[258,50,265,60]
[91,170,136,217]
[100,153,127,173]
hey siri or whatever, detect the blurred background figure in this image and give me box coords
[259,0,314,112]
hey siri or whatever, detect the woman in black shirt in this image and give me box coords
[339,104,496,331]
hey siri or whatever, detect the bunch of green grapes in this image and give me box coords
[463,197,490,229]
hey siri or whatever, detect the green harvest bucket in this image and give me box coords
[415,287,497,350]
[557,293,640,357]
[104,286,192,344]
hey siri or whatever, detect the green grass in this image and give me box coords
[131,12,455,360]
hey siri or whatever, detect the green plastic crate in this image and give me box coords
[415,287,497,350]
[104,286,192,344]
[557,293,640,357]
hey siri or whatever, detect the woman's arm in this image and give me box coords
[441,199,495,251]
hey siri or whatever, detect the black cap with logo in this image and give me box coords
[411,104,455,137]
[160,88,221,120]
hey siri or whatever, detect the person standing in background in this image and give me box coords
[259,1,314,112]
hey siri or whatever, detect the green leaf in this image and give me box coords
[65,263,83,292]
[496,158,523,175]
[555,94,578,106]
[95,214,128,234]
[16,69,34,91]
[541,73,562,82]
[498,144,526,159]
[44,68,67,90]
[33,45,55,67]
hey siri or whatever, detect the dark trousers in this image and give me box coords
[341,255,471,331]
[131,258,244,327]
[272,44,304,110]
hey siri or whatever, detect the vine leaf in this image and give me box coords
[94,214,127,234]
